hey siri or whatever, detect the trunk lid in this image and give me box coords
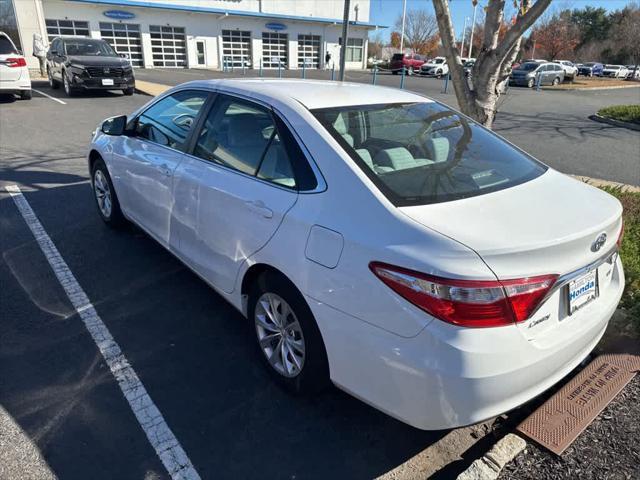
[399,169,622,280]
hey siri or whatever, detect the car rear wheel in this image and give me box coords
[20,90,32,100]
[527,78,535,88]
[249,271,329,394]
[552,77,560,86]
[91,158,126,228]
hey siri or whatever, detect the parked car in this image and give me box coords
[88,79,625,430]
[420,56,448,77]
[577,62,604,77]
[0,31,31,100]
[389,53,426,75]
[510,62,564,87]
[46,37,135,97]
[463,59,475,77]
[554,60,578,80]
[626,65,640,79]
[602,64,629,78]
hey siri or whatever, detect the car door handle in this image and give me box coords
[158,163,172,177]
[245,200,273,219]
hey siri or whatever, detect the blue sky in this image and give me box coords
[368,0,632,40]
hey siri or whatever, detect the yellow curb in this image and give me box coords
[571,175,640,192]
[135,80,171,97]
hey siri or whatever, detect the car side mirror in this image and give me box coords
[101,115,127,136]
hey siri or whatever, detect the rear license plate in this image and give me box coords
[568,269,598,315]
[102,78,114,86]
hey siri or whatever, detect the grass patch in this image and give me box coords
[600,186,640,331]
[597,105,640,124]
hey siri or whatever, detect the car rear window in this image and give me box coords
[0,36,17,55]
[312,102,547,206]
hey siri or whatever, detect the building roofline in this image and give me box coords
[66,0,388,29]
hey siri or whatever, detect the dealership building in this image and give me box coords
[4,0,381,71]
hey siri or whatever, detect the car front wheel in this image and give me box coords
[552,77,560,86]
[91,159,126,228]
[123,87,134,96]
[48,69,59,89]
[527,78,535,88]
[249,271,329,394]
[62,72,75,97]
[20,90,32,100]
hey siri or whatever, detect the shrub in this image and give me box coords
[597,105,640,124]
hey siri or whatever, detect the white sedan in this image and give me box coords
[88,79,625,429]
[0,32,31,99]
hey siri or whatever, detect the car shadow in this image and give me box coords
[1,182,450,480]
[0,93,19,104]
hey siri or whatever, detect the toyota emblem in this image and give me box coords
[591,233,607,252]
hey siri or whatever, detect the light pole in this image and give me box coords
[460,16,468,59]
[339,0,351,81]
[468,2,478,59]
[400,0,407,52]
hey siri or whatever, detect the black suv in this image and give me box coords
[46,37,135,96]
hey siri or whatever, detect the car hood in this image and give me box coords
[66,55,129,67]
[422,63,443,68]
[399,169,622,279]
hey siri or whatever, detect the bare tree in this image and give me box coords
[432,0,553,128]
[394,9,439,54]
[613,3,640,70]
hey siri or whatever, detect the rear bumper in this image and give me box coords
[309,256,624,430]
[509,77,531,86]
[0,79,31,92]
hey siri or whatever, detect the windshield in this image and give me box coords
[583,63,596,67]
[392,54,404,60]
[604,65,618,69]
[519,62,539,71]
[433,58,445,64]
[464,61,475,68]
[312,102,546,206]
[64,39,117,56]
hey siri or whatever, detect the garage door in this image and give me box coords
[99,23,143,67]
[297,35,320,69]
[262,32,287,68]
[222,30,251,68]
[45,19,89,43]
[149,25,186,68]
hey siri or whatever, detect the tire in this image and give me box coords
[392,70,398,75]
[436,69,443,79]
[552,77,560,86]
[48,69,59,89]
[123,87,134,96]
[62,72,75,97]
[20,90,32,100]
[527,78,535,88]
[91,158,126,228]
[249,271,329,394]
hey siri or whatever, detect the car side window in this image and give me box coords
[193,96,299,189]
[51,38,60,54]
[135,90,207,150]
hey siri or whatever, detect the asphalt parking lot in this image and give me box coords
[0,75,638,480]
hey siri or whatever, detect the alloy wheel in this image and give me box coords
[255,292,305,378]
[63,74,71,95]
[93,170,112,218]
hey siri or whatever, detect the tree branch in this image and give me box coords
[483,0,506,51]
[495,0,553,60]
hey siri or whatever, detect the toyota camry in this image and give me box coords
[88,79,625,429]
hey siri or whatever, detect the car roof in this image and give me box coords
[175,79,431,110]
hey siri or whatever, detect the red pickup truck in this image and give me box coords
[390,53,427,75]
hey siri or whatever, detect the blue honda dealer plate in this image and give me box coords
[568,269,598,315]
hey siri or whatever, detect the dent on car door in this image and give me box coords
[110,89,209,246]
[173,94,311,293]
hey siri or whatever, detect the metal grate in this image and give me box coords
[517,353,640,455]
[86,66,125,78]
[99,22,143,67]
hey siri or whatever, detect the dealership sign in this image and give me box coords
[265,22,286,31]
[103,10,136,20]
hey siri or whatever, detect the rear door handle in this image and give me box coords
[158,163,172,177]
[245,200,273,219]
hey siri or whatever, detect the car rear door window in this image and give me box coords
[192,95,310,190]
[135,90,208,150]
[0,36,17,55]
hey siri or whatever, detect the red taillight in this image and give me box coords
[5,57,27,68]
[369,262,557,328]
[616,220,624,249]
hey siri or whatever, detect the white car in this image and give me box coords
[0,32,31,99]
[625,65,639,79]
[88,80,625,430]
[420,56,448,77]
[602,64,629,78]
[555,60,578,80]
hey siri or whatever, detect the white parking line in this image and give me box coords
[32,89,67,105]
[5,184,201,480]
